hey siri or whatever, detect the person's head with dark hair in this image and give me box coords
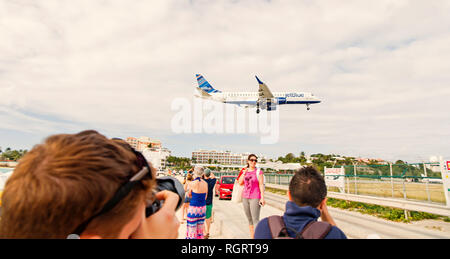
[254,166,346,239]
[288,166,327,208]
[248,154,257,160]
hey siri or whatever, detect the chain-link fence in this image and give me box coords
[213,171,294,186]
[339,163,445,204]
[213,162,446,205]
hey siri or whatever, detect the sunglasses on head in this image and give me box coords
[71,139,153,236]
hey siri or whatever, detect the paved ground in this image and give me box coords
[174,175,450,239]
[176,192,450,239]
[265,192,450,239]
[176,201,224,239]
[176,196,283,239]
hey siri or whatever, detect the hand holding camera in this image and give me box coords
[132,190,181,239]
[132,176,185,238]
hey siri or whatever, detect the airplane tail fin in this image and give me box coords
[196,74,221,93]
[197,87,212,97]
[255,75,264,85]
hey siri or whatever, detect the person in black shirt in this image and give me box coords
[203,168,217,239]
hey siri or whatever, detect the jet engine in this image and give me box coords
[258,98,277,111]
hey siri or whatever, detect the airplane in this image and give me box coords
[194,74,321,113]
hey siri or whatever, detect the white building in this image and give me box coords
[143,147,171,171]
[126,136,169,170]
[428,156,443,173]
[192,149,267,166]
[258,161,303,171]
[126,136,162,152]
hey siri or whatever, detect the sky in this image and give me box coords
[1,0,450,162]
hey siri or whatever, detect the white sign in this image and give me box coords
[440,158,450,207]
[324,167,345,191]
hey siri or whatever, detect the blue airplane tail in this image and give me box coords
[196,74,221,93]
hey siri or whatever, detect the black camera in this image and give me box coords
[145,176,185,217]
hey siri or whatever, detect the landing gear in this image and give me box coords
[256,109,260,114]
[256,102,260,114]
[306,104,310,111]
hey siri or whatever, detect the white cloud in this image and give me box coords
[0,0,449,161]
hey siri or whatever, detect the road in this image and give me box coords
[264,192,450,239]
[177,191,450,239]
[174,174,450,239]
[177,193,284,239]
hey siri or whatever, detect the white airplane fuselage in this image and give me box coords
[195,90,321,108]
[194,74,321,112]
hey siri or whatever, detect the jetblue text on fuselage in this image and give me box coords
[285,93,304,98]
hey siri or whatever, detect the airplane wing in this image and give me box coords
[255,76,274,99]
[238,103,257,108]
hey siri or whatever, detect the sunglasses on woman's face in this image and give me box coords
[249,159,257,162]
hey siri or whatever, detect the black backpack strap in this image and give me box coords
[267,215,290,239]
[299,221,332,239]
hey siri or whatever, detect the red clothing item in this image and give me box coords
[237,167,246,182]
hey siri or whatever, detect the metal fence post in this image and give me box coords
[390,163,394,198]
[354,164,358,195]
[403,173,407,200]
[423,162,431,203]
[346,168,350,194]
